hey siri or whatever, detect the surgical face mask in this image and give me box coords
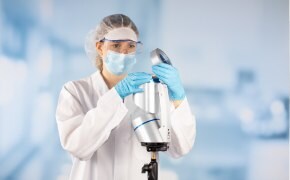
[104,51,136,75]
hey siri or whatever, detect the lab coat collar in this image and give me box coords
[92,70,109,95]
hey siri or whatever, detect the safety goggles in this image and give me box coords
[100,38,143,54]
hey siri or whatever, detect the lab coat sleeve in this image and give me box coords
[55,81,128,161]
[167,97,196,158]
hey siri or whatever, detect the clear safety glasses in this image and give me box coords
[100,38,143,54]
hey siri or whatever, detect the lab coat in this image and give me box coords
[55,70,196,180]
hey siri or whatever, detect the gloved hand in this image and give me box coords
[152,63,185,100]
[115,72,152,99]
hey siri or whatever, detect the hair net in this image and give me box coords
[84,14,139,67]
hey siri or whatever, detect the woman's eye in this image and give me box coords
[129,44,136,48]
[112,44,120,48]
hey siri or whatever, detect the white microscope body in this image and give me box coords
[131,49,173,180]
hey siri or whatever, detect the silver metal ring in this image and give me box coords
[150,48,172,66]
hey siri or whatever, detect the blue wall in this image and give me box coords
[0,0,288,179]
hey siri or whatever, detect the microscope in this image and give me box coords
[132,49,172,180]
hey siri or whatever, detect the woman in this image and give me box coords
[56,14,196,180]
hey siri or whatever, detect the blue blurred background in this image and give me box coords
[0,0,289,179]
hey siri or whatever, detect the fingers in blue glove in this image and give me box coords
[151,71,168,83]
[131,79,150,86]
[152,63,176,74]
[129,72,152,80]
[128,72,152,85]
[131,87,144,94]
[153,63,176,72]
[152,65,172,83]
[115,72,152,99]
[152,67,170,78]
[154,63,173,68]
[151,63,185,100]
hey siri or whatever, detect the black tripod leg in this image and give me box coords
[142,159,158,180]
[148,160,158,180]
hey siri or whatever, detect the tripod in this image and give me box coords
[141,143,168,180]
[142,152,158,180]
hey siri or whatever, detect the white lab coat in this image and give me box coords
[55,70,196,180]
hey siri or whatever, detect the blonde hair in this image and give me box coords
[96,55,103,71]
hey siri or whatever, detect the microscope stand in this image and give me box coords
[142,152,158,180]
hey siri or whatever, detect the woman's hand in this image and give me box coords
[152,63,185,101]
[115,72,152,99]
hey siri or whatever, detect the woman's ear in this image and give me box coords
[96,42,104,56]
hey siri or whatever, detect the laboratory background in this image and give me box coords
[0,0,289,180]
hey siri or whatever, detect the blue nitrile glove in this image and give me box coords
[152,63,185,100]
[115,72,152,99]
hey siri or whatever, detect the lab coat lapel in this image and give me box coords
[92,70,109,96]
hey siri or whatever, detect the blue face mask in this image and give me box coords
[104,51,136,75]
